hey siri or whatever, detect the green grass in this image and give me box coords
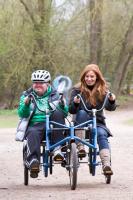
[125,119,133,126]
[117,95,133,107]
[0,109,19,128]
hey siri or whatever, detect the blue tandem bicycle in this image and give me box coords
[23,92,112,190]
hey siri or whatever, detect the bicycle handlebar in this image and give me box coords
[77,91,111,113]
[28,93,56,114]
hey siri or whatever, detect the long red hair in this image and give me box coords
[75,64,108,106]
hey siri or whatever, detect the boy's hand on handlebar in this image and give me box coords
[24,96,31,105]
[59,94,65,107]
[108,93,116,101]
[59,98,65,107]
[73,95,80,104]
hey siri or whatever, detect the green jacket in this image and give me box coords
[18,86,68,125]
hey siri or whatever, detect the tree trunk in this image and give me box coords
[89,0,103,64]
[19,0,53,69]
[125,63,133,94]
[112,16,133,95]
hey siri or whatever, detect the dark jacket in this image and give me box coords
[69,88,116,131]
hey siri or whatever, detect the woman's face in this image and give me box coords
[32,82,48,96]
[84,70,97,86]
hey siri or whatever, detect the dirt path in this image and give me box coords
[0,108,133,200]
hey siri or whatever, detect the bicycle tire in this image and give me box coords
[88,133,96,176]
[88,148,93,174]
[68,143,78,190]
[24,166,29,185]
[44,154,48,177]
[49,155,53,174]
[23,144,29,185]
[105,174,111,184]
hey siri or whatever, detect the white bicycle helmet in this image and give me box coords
[31,70,51,82]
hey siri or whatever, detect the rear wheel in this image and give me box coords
[23,142,29,185]
[105,174,111,184]
[68,143,78,190]
[24,166,29,185]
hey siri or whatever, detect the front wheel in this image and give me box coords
[88,148,96,176]
[49,155,53,174]
[68,143,78,190]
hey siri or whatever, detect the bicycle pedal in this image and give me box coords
[78,153,86,158]
[103,166,113,175]
[54,153,64,162]
[103,171,113,175]
[78,155,86,159]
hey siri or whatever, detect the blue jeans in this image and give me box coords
[75,110,109,151]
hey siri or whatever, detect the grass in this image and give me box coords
[0,109,19,128]
[117,95,133,125]
[117,94,133,108]
[0,95,133,128]
[125,119,133,126]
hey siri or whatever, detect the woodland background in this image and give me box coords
[0,0,133,108]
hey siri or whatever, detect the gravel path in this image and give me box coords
[0,108,133,200]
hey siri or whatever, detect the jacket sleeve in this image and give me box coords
[104,97,117,111]
[18,95,31,118]
[49,91,68,117]
[69,88,80,114]
[58,103,69,117]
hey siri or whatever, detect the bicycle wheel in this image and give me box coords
[49,154,53,175]
[44,158,48,177]
[23,143,29,185]
[88,147,93,174]
[105,174,111,184]
[88,148,96,176]
[24,166,29,185]
[88,132,96,176]
[68,143,78,190]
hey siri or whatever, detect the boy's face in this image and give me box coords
[32,82,48,96]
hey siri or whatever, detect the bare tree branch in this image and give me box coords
[112,15,133,94]
[19,0,37,26]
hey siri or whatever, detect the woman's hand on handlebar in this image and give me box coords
[73,95,80,104]
[108,93,116,101]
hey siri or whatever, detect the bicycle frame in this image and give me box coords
[43,108,98,174]
[29,92,110,175]
[43,92,110,173]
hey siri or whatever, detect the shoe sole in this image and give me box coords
[30,163,39,178]
[78,150,86,158]
[54,155,64,162]
[30,171,38,178]
[103,166,113,175]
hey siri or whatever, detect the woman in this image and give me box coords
[69,64,116,175]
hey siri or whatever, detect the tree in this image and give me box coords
[112,15,133,95]
[19,0,54,70]
[0,0,133,108]
[89,0,103,64]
